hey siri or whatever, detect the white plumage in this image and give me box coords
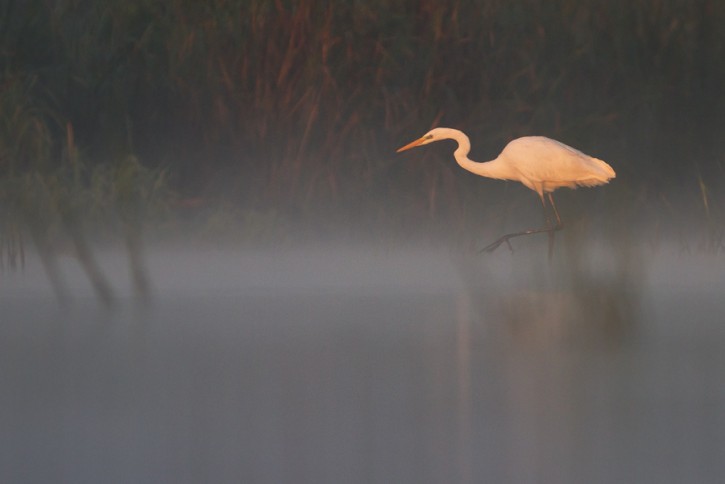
[397,127,615,253]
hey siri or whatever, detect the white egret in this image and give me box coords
[397,127,615,254]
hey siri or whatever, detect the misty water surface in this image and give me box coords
[2,243,725,483]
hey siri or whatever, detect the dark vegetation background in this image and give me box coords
[2,0,725,245]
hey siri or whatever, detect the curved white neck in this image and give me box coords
[449,133,511,181]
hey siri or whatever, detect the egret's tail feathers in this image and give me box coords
[594,158,616,180]
[572,158,616,188]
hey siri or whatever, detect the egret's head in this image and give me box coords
[396,128,454,152]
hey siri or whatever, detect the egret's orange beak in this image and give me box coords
[396,137,427,153]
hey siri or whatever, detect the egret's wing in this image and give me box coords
[501,137,615,189]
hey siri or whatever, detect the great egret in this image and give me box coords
[397,127,615,254]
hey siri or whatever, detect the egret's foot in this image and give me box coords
[480,236,514,254]
[480,225,563,255]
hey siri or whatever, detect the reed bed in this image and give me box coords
[2,0,725,245]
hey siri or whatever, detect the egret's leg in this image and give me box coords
[548,192,563,229]
[545,193,567,260]
[546,196,556,261]
[480,193,564,254]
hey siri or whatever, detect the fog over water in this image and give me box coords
[5,1,725,482]
[2,241,725,483]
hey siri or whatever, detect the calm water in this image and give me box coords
[2,244,725,483]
